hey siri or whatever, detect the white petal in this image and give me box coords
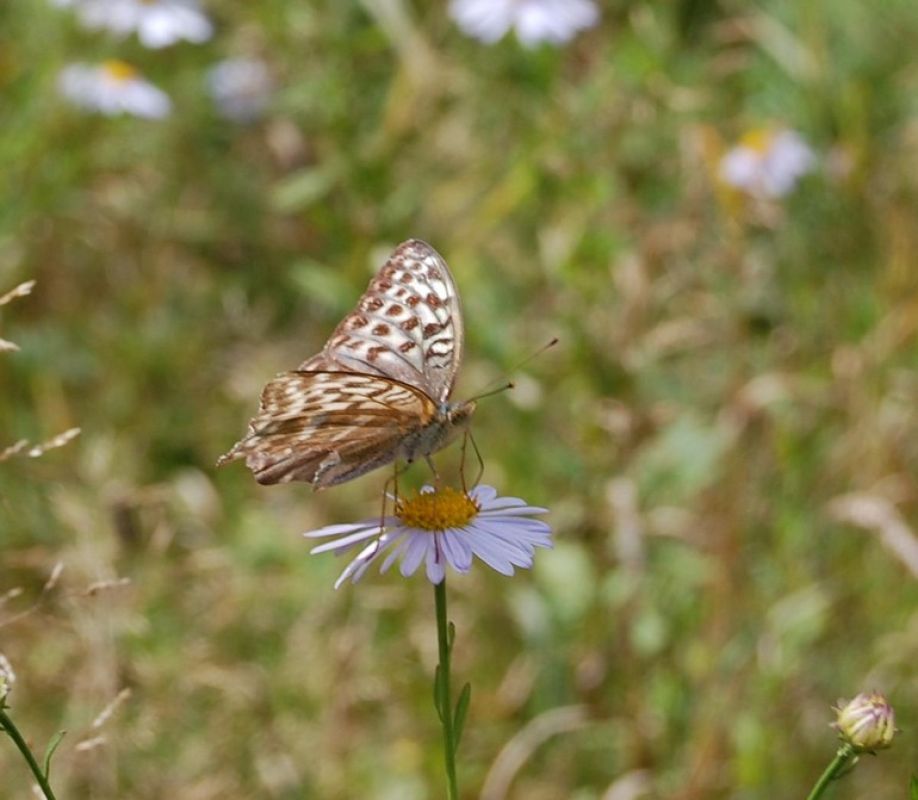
[309,527,381,554]
[449,0,515,43]
[399,532,429,577]
[719,146,761,190]
[441,529,473,572]
[468,521,534,553]
[303,519,386,538]
[464,530,516,575]
[515,0,599,46]
[479,499,549,514]
[482,516,552,538]
[333,539,382,589]
[470,485,498,504]
[380,536,410,573]
[426,538,446,584]
[122,81,172,118]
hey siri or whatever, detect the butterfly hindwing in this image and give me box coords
[219,370,438,487]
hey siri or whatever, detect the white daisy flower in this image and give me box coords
[449,0,599,47]
[305,485,552,588]
[58,61,172,119]
[719,128,816,199]
[70,0,213,49]
[207,58,273,123]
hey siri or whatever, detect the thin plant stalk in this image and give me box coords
[0,708,58,800]
[805,743,856,800]
[434,579,459,800]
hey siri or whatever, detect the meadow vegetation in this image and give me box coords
[2,1,918,797]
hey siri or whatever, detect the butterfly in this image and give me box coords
[218,239,476,489]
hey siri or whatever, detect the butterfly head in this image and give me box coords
[444,400,476,430]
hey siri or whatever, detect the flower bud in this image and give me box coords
[833,692,896,752]
[0,653,15,703]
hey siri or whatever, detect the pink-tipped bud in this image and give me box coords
[833,692,896,752]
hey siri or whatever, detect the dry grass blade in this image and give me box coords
[0,280,35,307]
[0,588,24,608]
[84,578,132,597]
[0,440,28,462]
[480,706,590,800]
[74,736,107,753]
[1,429,80,463]
[828,493,918,578]
[602,770,652,800]
[91,688,132,730]
[43,562,65,593]
[0,280,35,351]
[27,427,81,458]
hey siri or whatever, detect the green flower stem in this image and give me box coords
[805,743,856,800]
[0,707,58,800]
[434,579,459,800]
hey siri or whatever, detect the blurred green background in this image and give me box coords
[3,1,918,798]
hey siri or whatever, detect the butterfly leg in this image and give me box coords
[459,429,471,494]
[464,429,485,490]
[424,455,441,487]
[379,461,407,534]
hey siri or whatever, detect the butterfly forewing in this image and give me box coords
[222,371,437,487]
[221,239,469,488]
[305,239,464,404]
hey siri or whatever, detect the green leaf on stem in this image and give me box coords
[42,731,66,780]
[447,621,456,651]
[909,775,918,800]
[453,683,471,751]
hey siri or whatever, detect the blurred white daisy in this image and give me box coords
[207,58,273,123]
[68,0,213,49]
[719,128,816,199]
[449,0,599,47]
[58,61,171,119]
[305,485,552,588]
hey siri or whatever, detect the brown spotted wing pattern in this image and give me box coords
[301,238,463,403]
[218,240,471,488]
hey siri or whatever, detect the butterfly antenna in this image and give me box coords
[515,337,560,369]
[466,337,559,402]
[467,381,514,403]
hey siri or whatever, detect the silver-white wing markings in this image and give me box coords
[300,239,464,403]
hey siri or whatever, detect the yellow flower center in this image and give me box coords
[739,128,776,155]
[102,60,138,83]
[396,487,479,531]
